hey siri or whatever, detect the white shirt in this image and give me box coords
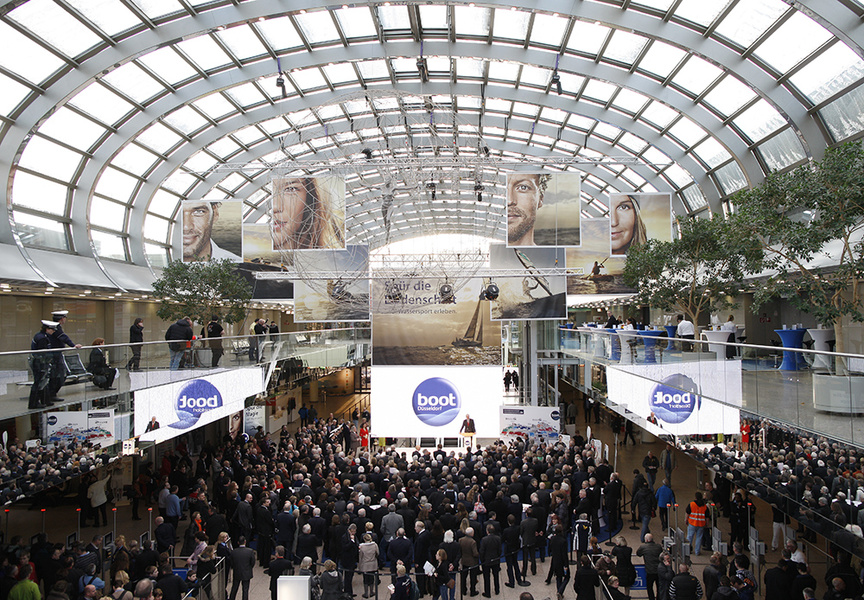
[721,321,736,332]
[677,319,695,336]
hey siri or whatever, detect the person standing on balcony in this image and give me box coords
[126,317,144,371]
[29,320,57,409]
[48,309,82,401]
[205,316,224,368]
[676,315,695,352]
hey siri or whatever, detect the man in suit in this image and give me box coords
[387,529,414,584]
[255,496,275,568]
[414,521,432,597]
[479,523,502,598]
[232,493,254,542]
[341,523,360,597]
[154,517,176,554]
[460,415,477,449]
[265,546,293,600]
[459,527,480,596]
[380,503,404,561]
[229,536,256,600]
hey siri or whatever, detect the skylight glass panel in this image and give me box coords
[207,138,241,159]
[488,61,520,81]
[673,0,732,28]
[519,65,550,87]
[102,62,165,104]
[558,72,585,95]
[512,102,539,118]
[457,58,485,79]
[619,132,647,154]
[162,171,197,195]
[593,122,621,141]
[667,118,706,147]
[0,72,31,117]
[702,76,756,116]
[259,116,289,135]
[540,107,568,123]
[255,16,304,51]
[357,60,389,80]
[292,67,328,90]
[111,144,159,177]
[193,94,236,120]
[334,6,376,38]
[136,122,183,154]
[637,41,687,78]
[758,129,806,172]
[753,12,832,74]
[37,107,106,150]
[493,8,529,40]
[376,5,410,30]
[18,137,82,181]
[789,43,864,105]
[164,105,209,135]
[425,56,451,74]
[455,5,491,37]
[390,57,416,75]
[568,115,595,131]
[714,161,747,194]
[65,0,140,37]
[0,22,66,84]
[14,211,68,250]
[713,0,787,49]
[147,189,178,217]
[663,163,693,187]
[294,10,340,44]
[127,0,184,20]
[671,56,723,95]
[92,230,127,260]
[603,30,649,65]
[322,63,357,85]
[642,146,671,170]
[612,89,650,114]
[90,197,127,229]
[11,172,67,214]
[567,21,610,56]
[682,185,707,210]
[633,0,676,11]
[583,80,617,103]
[137,47,197,87]
[216,25,268,60]
[531,12,570,47]
[457,96,482,109]
[226,82,266,108]
[692,138,732,168]
[8,0,102,58]
[416,4,447,30]
[622,169,646,187]
[144,215,170,241]
[177,35,233,72]
[485,98,511,114]
[732,99,785,141]
[819,86,864,142]
[95,167,139,200]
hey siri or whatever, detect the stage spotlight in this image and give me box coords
[275,74,287,99]
[426,181,437,200]
[439,282,456,304]
[480,283,499,301]
[361,148,373,160]
[474,182,484,202]
[551,71,562,95]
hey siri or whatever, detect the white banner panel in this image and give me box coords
[372,366,503,438]
[134,368,265,444]
[499,406,561,442]
[606,361,741,435]
[244,405,266,439]
[45,408,116,446]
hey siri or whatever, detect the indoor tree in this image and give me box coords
[623,215,760,327]
[731,140,864,363]
[151,259,253,326]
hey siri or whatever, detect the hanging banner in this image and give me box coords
[506,172,582,247]
[45,408,116,446]
[293,245,370,322]
[489,244,567,320]
[499,406,560,442]
[181,200,243,262]
[566,219,634,295]
[244,405,266,439]
[270,176,346,250]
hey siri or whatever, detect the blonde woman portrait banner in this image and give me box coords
[270,176,346,251]
[607,193,673,256]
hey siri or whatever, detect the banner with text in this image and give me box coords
[499,406,561,443]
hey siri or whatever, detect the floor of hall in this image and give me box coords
[6,392,831,600]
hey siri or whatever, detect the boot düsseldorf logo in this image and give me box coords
[650,374,701,424]
[169,379,223,429]
[412,377,461,426]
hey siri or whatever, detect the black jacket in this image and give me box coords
[165,319,193,351]
[478,533,502,566]
[230,546,256,581]
[574,565,600,600]
[129,324,143,344]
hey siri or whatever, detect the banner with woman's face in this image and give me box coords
[270,176,346,251]
[607,193,673,256]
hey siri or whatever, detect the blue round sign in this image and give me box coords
[170,379,222,429]
[412,377,461,427]
[650,374,701,424]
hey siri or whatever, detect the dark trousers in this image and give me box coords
[257,534,272,567]
[343,569,354,595]
[229,578,250,600]
[126,346,141,370]
[521,544,536,576]
[555,572,570,596]
[607,504,620,532]
[646,573,659,600]
[680,334,694,352]
[482,565,500,596]
[505,553,522,585]
[415,568,428,596]
[462,565,479,594]
[659,507,669,531]
[211,348,224,367]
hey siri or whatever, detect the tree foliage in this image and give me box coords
[623,216,760,326]
[731,141,864,355]
[151,259,252,325]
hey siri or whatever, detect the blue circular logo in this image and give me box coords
[650,374,701,424]
[412,378,461,426]
[551,410,560,421]
[171,379,222,429]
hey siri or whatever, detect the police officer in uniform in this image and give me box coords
[47,309,82,401]
[29,320,57,409]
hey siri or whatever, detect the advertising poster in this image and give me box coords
[270,176,346,251]
[488,244,567,320]
[371,366,503,438]
[294,245,370,322]
[499,406,560,442]
[242,223,285,265]
[606,361,742,435]
[607,193,673,256]
[566,219,634,295]
[45,408,115,446]
[226,410,243,442]
[181,200,243,262]
[134,368,264,444]
[506,172,581,247]
[244,405,265,439]
[372,277,501,366]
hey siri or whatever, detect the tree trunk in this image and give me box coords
[834,320,846,375]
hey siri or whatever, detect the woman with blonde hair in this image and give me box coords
[317,560,342,600]
[358,532,379,599]
[611,535,637,595]
[271,177,345,250]
[610,194,648,255]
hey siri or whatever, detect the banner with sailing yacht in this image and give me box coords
[371,277,502,366]
[488,244,567,320]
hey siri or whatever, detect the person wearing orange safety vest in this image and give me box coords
[685,492,708,557]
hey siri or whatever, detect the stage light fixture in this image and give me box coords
[551,71,562,95]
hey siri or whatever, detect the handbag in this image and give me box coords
[446,578,456,589]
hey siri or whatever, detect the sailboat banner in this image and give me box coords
[488,244,567,320]
[371,277,502,366]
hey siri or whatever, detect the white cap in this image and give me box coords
[51,310,69,318]
[41,320,59,328]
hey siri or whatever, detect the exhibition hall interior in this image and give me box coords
[1,0,864,599]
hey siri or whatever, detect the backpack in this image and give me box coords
[408,578,420,600]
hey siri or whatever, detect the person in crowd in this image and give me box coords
[164,317,193,371]
[669,564,703,600]
[29,320,57,409]
[126,317,144,371]
[228,536,255,600]
[87,338,117,389]
[676,314,695,352]
[47,309,82,402]
[638,533,663,600]
[204,316,224,368]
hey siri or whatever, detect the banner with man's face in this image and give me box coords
[506,172,581,247]
[181,200,242,262]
